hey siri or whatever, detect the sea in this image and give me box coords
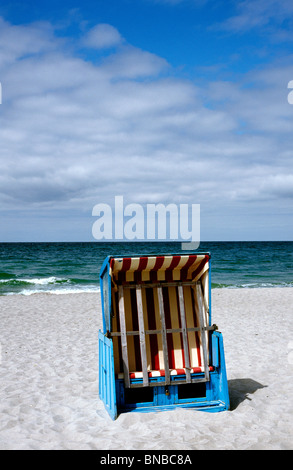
[0,241,292,296]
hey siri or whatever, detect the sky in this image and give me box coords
[0,0,293,242]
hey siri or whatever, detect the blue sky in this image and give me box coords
[0,0,293,241]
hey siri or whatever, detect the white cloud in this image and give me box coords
[216,0,293,38]
[99,45,169,79]
[82,23,123,49]
[0,17,57,66]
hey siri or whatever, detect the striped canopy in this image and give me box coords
[109,254,210,284]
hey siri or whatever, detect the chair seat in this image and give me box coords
[117,366,214,380]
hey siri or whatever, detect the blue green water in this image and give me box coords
[0,241,292,295]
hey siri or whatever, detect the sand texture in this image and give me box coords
[0,288,292,450]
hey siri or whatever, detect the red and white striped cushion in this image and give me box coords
[117,366,214,380]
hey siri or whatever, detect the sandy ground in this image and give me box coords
[0,288,292,450]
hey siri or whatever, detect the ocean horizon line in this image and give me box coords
[1,241,292,296]
[1,240,293,244]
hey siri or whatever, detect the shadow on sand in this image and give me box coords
[228,378,267,411]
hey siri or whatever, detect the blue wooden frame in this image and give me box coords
[98,252,230,420]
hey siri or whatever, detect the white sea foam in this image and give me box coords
[1,276,100,295]
[15,285,99,296]
[19,276,62,285]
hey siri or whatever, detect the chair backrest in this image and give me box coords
[111,283,210,374]
[108,254,211,383]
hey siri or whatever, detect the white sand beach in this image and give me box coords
[0,288,292,450]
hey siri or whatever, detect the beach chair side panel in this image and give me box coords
[98,331,117,420]
[212,331,230,410]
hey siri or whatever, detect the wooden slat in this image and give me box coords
[130,377,207,388]
[122,281,196,289]
[157,287,170,385]
[110,325,216,337]
[178,286,191,384]
[195,282,210,382]
[118,286,130,388]
[136,286,149,387]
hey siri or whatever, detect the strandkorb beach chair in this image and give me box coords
[98,252,229,419]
